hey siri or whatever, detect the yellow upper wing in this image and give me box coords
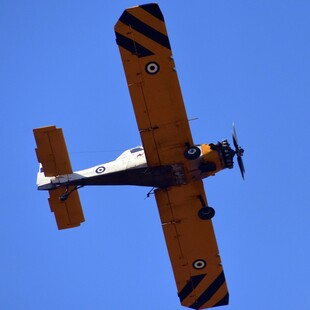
[155,182,229,309]
[114,4,193,166]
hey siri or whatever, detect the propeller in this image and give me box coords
[232,123,245,179]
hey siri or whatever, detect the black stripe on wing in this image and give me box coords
[119,11,171,50]
[189,271,227,309]
[213,293,229,307]
[178,274,206,303]
[115,32,154,57]
[140,3,164,21]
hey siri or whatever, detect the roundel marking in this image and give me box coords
[145,62,160,75]
[96,166,105,174]
[193,259,207,270]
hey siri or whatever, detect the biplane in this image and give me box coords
[33,4,244,309]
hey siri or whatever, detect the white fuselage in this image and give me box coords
[37,140,236,191]
[37,147,150,190]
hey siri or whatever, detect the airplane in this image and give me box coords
[33,4,245,309]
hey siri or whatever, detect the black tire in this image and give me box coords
[59,193,68,202]
[198,207,215,220]
[184,146,201,160]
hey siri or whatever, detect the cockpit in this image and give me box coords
[130,147,143,153]
[116,146,144,160]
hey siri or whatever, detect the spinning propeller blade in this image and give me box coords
[232,123,245,179]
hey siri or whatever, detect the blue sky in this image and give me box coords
[1,1,309,309]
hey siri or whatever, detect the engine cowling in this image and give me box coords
[200,140,235,177]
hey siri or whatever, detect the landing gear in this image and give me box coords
[59,185,83,201]
[59,191,70,202]
[184,146,201,160]
[198,207,215,220]
[197,195,215,220]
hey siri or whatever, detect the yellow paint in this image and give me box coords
[201,144,224,176]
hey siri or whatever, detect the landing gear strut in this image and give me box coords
[59,185,84,201]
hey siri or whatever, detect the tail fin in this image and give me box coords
[36,164,52,189]
[33,126,85,229]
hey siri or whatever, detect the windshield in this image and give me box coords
[130,147,143,153]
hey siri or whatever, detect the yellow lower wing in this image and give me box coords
[33,126,85,229]
[155,182,229,309]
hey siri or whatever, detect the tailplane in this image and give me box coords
[33,126,85,229]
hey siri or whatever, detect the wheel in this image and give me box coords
[184,146,201,160]
[59,193,69,202]
[198,207,215,220]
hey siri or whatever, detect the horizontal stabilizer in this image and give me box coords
[48,188,85,230]
[33,125,85,229]
[33,126,73,176]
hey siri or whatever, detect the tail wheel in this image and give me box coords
[198,207,215,220]
[184,146,201,160]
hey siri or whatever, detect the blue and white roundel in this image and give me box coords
[96,166,105,174]
[193,259,207,270]
[145,62,160,75]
